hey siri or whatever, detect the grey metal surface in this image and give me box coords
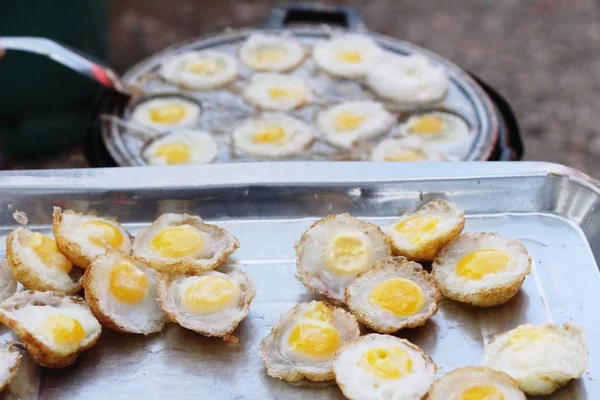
[0,162,597,399]
[102,26,499,166]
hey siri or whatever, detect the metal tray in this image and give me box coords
[0,162,598,399]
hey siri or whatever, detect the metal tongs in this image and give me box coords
[0,36,130,98]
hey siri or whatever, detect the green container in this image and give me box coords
[0,1,108,156]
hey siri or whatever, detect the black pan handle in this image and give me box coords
[264,3,366,31]
[0,37,129,97]
[469,73,524,161]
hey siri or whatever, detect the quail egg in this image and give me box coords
[6,227,81,294]
[295,213,392,304]
[332,334,436,400]
[428,366,526,400]
[232,113,314,158]
[240,33,305,72]
[243,73,314,111]
[159,50,238,90]
[401,112,471,144]
[313,34,384,79]
[384,199,465,262]
[432,233,532,307]
[259,301,360,384]
[132,213,239,274]
[0,343,21,393]
[157,269,255,338]
[366,54,450,104]
[0,290,101,368]
[370,136,446,162]
[317,101,394,149]
[83,250,167,335]
[345,256,440,333]
[483,323,588,395]
[130,97,201,131]
[143,130,219,165]
[53,207,132,270]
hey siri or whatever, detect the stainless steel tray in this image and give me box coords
[0,162,598,399]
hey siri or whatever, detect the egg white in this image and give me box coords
[159,50,238,90]
[429,366,526,399]
[0,344,21,392]
[240,33,305,72]
[366,54,450,104]
[483,323,588,395]
[232,113,314,158]
[333,334,436,400]
[296,214,392,303]
[83,251,167,334]
[243,73,314,111]
[143,130,218,165]
[317,101,394,148]
[130,97,200,131]
[313,34,384,79]
[371,136,446,162]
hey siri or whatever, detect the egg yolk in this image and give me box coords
[183,276,240,314]
[409,115,445,136]
[385,150,426,162]
[150,104,187,124]
[109,260,149,303]
[334,112,365,132]
[185,59,222,75]
[83,220,124,249]
[150,225,204,258]
[252,47,287,64]
[27,232,72,273]
[336,50,363,63]
[154,142,192,165]
[327,232,370,274]
[394,215,440,244]
[41,314,85,348]
[456,249,510,280]
[252,125,287,144]
[368,278,425,317]
[359,346,413,380]
[458,385,505,400]
[288,321,341,360]
[507,326,559,348]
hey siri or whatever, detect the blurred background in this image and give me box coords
[2,0,599,174]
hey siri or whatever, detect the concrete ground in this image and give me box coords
[15,0,598,175]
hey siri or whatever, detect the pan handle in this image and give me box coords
[264,3,366,31]
[0,36,129,97]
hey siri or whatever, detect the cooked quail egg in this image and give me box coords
[259,301,360,383]
[384,199,465,262]
[429,366,526,400]
[0,343,21,393]
[366,54,450,104]
[0,261,17,302]
[143,130,218,165]
[157,269,255,338]
[371,136,446,161]
[313,34,384,79]
[159,50,238,90]
[295,214,392,304]
[483,323,588,395]
[83,250,167,335]
[316,101,394,148]
[132,213,239,274]
[240,33,305,72]
[401,112,471,144]
[333,334,436,400]
[243,73,314,111]
[432,233,532,307]
[130,97,201,131]
[232,113,314,158]
[6,227,81,294]
[345,256,440,333]
[0,290,101,368]
[53,207,132,270]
